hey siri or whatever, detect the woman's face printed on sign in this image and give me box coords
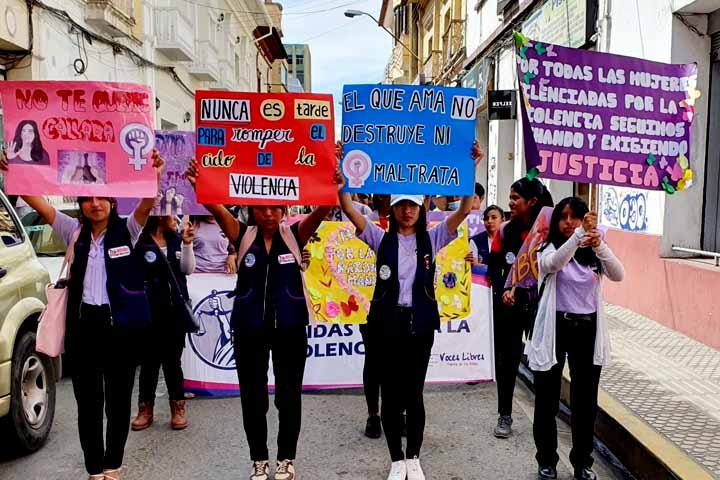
[21,124,35,145]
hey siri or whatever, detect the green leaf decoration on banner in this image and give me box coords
[523,71,536,84]
[526,167,540,181]
[665,184,676,194]
[519,46,529,60]
[513,30,530,48]
[662,175,670,185]
[535,43,547,55]
[646,153,656,166]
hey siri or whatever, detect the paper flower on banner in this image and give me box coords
[659,157,669,170]
[341,295,359,317]
[545,45,557,57]
[526,167,540,181]
[661,176,676,195]
[534,43,547,56]
[678,169,694,191]
[668,162,684,182]
[646,153,656,166]
[519,46,529,60]
[443,272,457,289]
[325,300,340,318]
[684,88,702,107]
[513,30,530,48]
[523,71,537,84]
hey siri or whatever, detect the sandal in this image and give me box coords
[103,469,122,480]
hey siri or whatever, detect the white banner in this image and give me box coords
[181,274,494,395]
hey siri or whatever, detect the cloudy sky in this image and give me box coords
[278,0,392,131]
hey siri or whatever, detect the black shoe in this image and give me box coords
[574,468,597,480]
[400,413,407,437]
[365,414,381,439]
[538,465,557,480]
[494,415,513,438]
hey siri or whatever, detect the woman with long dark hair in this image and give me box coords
[7,120,50,164]
[184,149,341,480]
[131,215,195,432]
[1,149,163,480]
[529,197,623,480]
[488,177,554,439]
[338,142,483,480]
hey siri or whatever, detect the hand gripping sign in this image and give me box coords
[194,91,338,206]
[0,81,156,197]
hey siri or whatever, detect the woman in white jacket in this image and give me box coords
[527,197,624,480]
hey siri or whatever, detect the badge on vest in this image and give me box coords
[379,265,392,280]
[505,252,516,265]
[175,251,182,260]
[144,251,157,263]
[423,254,431,270]
[244,253,256,268]
[278,253,295,265]
[108,246,131,259]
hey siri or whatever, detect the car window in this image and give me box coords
[21,209,80,256]
[0,199,23,247]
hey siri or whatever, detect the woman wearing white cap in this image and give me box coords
[337,142,483,480]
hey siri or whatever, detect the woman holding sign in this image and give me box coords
[488,178,554,439]
[184,148,341,480]
[1,149,163,480]
[529,198,623,480]
[337,142,483,480]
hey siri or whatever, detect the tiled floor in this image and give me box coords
[602,304,720,477]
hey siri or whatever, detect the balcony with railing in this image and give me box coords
[188,41,220,82]
[155,6,195,61]
[85,0,135,38]
[384,44,406,83]
[441,19,465,67]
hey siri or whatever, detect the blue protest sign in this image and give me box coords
[341,84,477,195]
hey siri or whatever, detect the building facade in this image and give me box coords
[285,43,311,92]
[0,0,288,135]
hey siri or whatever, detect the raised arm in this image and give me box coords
[184,158,242,243]
[1,150,57,225]
[133,149,165,228]
[446,141,484,234]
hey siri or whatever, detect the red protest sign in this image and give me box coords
[194,91,337,206]
[0,81,156,197]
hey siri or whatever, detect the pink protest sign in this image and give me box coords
[504,206,553,290]
[0,81,156,197]
[117,131,209,216]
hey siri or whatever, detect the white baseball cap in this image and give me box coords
[390,194,424,206]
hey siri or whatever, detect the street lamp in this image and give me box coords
[344,9,421,64]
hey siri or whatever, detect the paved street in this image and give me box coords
[0,377,622,480]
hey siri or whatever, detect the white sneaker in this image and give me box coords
[406,457,425,480]
[249,460,269,480]
[275,459,295,480]
[387,460,407,480]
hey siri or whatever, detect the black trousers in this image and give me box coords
[137,310,187,402]
[377,311,435,462]
[360,324,380,416]
[70,304,136,475]
[533,313,602,471]
[234,325,308,461]
[494,298,534,416]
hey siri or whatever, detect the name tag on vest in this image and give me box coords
[278,253,295,265]
[176,251,182,259]
[108,246,131,259]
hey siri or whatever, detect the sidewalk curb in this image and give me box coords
[519,364,714,480]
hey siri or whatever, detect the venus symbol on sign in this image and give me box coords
[120,123,154,171]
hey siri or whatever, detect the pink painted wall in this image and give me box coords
[603,229,720,351]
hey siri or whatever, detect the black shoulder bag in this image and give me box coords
[158,248,201,334]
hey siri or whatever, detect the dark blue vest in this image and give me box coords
[136,229,189,310]
[231,225,308,331]
[368,230,439,335]
[66,216,151,352]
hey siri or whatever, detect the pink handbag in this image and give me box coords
[36,229,80,357]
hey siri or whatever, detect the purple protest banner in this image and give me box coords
[117,131,209,216]
[515,33,698,194]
